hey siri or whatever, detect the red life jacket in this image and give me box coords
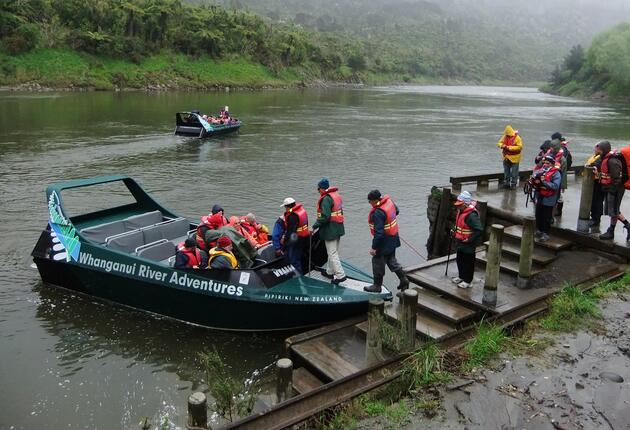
[368,195,399,236]
[537,167,560,197]
[196,216,212,250]
[545,148,564,169]
[177,243,202,268]
[454,205,479,241]
[316,187,344,224]
[239,218,258,237]
[284,203,309,238]
[502,132,522,156]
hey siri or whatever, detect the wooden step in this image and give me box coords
[503,225,572,251]
[483,240,556,265]
[292,367,324,395]
[413,286,477,324]
[476,251,544,276]
[291,340,360,381]
[384,303,457,340]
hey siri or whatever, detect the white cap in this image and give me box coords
[281,197,296,207]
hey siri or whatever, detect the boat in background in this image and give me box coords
[175,111,242,138]
[32,175,391,331]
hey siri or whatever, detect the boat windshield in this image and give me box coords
[60,181,138,219]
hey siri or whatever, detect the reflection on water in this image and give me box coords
[2,86,630,428]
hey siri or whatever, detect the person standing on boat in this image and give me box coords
[451,191,483,289]
[271,216,286,256]
[175,237,207,269]
[208,236,239,269]
[532,155,561,242]
[312,177,346,284]
[497,125,523,190]
[363,190,409,294]
[282,197,310,275]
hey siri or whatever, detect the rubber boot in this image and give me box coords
[395,269,410,291]
[599,226,615,240]
[555,201,563,217]
[363,275,383,293]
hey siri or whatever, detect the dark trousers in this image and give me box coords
[456,250,475,283]
[287,241,304,274]
[535,203,554,234]
[591,182,604,223]
[372,251,402,278]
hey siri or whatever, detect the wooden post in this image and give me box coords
[365,299,385,366]
[275,358,293,403]
[451,181,462,193]
[432,187,452,256]
[401,289,418,351]
[476,199,488,230]
[517,216,535,289]
[482,224,504,306]
[577,168,595,233]
[477,179,489,191]
[187,392,208,430]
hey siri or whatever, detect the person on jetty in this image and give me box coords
[497,125,523,190]
[550,134,571,218]
[312,177,347,284]
[585,143,604,230]
[532,155,561,241]
[363,190,409,294]
[451,191,483,289]
[281,197,310,274]
[208,236,239,269]
[597,141,630,240]
[175,237,206,269]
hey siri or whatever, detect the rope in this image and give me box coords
[400,236,427,261]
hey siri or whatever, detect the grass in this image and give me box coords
[462,321,508,370]
[539,285,601,332]
[400,343,452,393]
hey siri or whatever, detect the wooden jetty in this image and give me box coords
[216,167,629,430]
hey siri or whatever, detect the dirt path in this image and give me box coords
[360,293,630,430]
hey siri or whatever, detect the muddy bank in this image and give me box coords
[359,293,630,430]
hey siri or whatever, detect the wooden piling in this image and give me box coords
[431,187,452,256]
[365,299,385,366]
[577,168,595,233]
[482,224,504,306]
[187,392,208,430]
[517,216,535,289]
[476,199,488,230]
[276,358,293,403]
[401,289,418,351]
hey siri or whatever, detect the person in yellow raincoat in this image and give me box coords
[497,125,523,189]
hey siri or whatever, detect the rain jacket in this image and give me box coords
[497,125,523,163]
[312,193,345,241]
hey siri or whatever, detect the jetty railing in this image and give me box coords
[449,165,585,191]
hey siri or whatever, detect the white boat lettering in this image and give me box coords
[138,264,167,281]
[79,252,137,275]
[168,272,243,296]
[272,265,295,277]
[311,296,343,302]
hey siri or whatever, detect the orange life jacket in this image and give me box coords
[316,187,344,224]
[454,205,479,241]
[502,133,521,156]
[284,203,309,238]
[368,195,399,237]
[177,243,202,268]
[196,216,212,250]
[537,167,560,197]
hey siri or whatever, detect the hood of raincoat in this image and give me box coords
[504,125,516,137]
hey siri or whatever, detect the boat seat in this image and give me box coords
[142,218,189,243]
[136,240,176,262]
[106,230,144,253]
[256,243,277,264]
[124,210,163,230]
[81,220,127,243]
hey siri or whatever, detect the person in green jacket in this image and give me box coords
[312,177,347,284]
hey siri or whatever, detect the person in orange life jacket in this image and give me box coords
[363,190,409,294]
[175,237,207,269]
[585,143,604,230]
[208,236,239,269]
[497,125,523,189]
[281,197,310,275]
[312,177,347,284]
[451,191,483,289]
[532,155,561,242]
[197,212,229,250]
[240,213,270,246]
[550,134,570,217]
[597,141,630,240]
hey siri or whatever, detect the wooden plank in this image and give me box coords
[384,304,456,340]
[292,367,324,395]
[476,251,544,276]
[486,240,557,265]
[413,287,477,324]
[503,224,572,251]
[291,340,360,381]
[449,166,584,186]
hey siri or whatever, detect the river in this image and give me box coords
[1,86,629,429]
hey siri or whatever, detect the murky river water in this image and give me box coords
[1,86,630,429]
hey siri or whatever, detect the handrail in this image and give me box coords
[450,165,585,187]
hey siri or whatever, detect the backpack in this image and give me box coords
[611,147,630,189]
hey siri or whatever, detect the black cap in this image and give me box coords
[367,189,382,201]
[211,204,224,214]
[184,237,197,248]
[551,132,563,140]
[598,140,611,154]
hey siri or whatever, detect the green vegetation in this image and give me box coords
[462,321,508,370]
[546,22,630,99]
[539,285,601,331]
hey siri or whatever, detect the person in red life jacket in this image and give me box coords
[496,125,523,190]
[208,236,239,269]
[238,213,269,246]
[197,212,229,250]
[211,204,229,225]
[175,237,207,269]
[531,155,561,242]
[549,135,570,217]
[363,190,409,294]
[281,197,310,274]
[597,141,630,240]
[312,177,347,284]
[451,191,483,289]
